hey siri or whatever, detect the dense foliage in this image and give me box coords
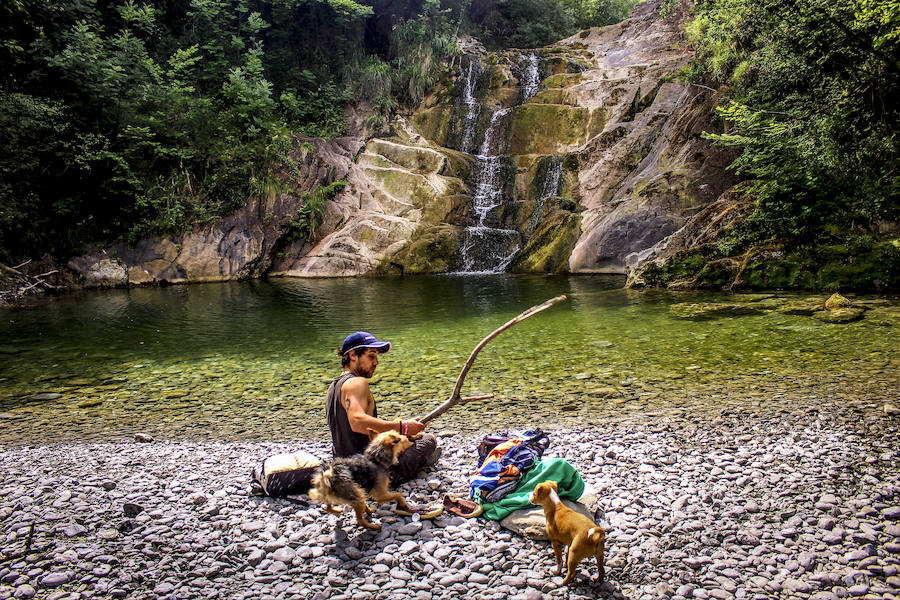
[683,0,900,249]
[0,0,633,264]
[469,0,638,49]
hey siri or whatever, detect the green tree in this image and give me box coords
[686,0,899,246]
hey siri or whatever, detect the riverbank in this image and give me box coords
[1,401,898,600]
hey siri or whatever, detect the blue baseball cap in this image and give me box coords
[341,331,391,355]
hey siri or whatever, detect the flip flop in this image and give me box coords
[442,494,484,518]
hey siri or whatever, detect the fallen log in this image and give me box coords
[418,294,567,424]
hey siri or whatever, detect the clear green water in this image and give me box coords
[0,275,897,445]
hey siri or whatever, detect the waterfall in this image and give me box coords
[527,155,563,237]
[456,52,542,274]
[521,53,541,102]
[458,57,482,155]
[458,107,519,273]
[477,107,510,158]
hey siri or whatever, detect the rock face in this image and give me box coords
[66,0,737,285]
[555,4,738,274]
[269,122,472,277]
[65,137,360,286]
[405,0,736,275]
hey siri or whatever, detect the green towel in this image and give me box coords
[480,458,585,520]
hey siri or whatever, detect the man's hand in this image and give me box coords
[405,419,426,437]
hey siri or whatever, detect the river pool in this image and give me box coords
[0,275,897,445]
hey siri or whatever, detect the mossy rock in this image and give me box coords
[510,202,580,274]
[484,66,519,107]
[512,154,539,202]
[824,292,854,310]
[422,193,471,225]
[508,104,604,155]
[436,150,473,180]
[746,297,787,310]
[669,302,763,320]
[529,89,576,106]
[737,239,900,292]
[545,56,590,75]
[634,236,899,293]
[488,64,513,89]
[412,106,454,147]
[638,246,721,287]
[541,73,583,89]
[360,153,398,169]
[813,307,865,323]
[528,156,565,202]
[367,137,472,180]
[514,154,577,209]
[694,258,739,289]
[737,253,819,290]
[367,140,446,174]
[363,166,447,212]
[423,77,456,109]
[729,293,776,302]
[381,226,461,274]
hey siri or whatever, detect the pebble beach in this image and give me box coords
[1,396,899,600]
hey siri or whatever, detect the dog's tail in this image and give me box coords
[587,527,605,548]
[308,466,333,502]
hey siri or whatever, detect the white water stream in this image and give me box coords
[459,58,482,155]
[527,155,563,236]
[457,53,542,273]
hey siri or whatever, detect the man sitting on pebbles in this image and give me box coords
[326,331,440,484]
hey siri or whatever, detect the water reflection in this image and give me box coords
[0,275,897,445]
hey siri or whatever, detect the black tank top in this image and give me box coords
[326,372,377,457]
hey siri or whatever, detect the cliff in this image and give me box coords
[65,0,741,287]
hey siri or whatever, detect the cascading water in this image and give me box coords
[456,52,542,273]
[458,58,482,155]
[520,53,541,101]
[527,155,563,237]
[458,108,520,273]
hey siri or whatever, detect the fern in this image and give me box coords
[287,180,347,242]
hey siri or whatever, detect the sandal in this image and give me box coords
[442,494,484,518]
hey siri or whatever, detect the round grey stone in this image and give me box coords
[40,572,70,587]
[13,585,36,599]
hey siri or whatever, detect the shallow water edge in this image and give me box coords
[0,275,897,447]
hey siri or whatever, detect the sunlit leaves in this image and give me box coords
[323,0,373,18]
[687,0,900,246]
[855,0,900,48]
[119,1,157,35]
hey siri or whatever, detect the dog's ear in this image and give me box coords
[367,428,379,439]
[547,480,559,491]
[408,433,422,441]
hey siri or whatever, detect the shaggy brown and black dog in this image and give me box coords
[309,429,415,530]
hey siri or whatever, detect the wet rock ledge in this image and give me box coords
[1,411,898,600]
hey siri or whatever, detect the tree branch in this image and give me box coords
[418,295,567,424]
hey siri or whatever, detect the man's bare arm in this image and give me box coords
[342,378,426,436]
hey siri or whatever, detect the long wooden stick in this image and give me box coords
[418,295,567,424]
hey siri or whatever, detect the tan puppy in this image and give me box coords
[530,480,605,585]
[309,429,415,530]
